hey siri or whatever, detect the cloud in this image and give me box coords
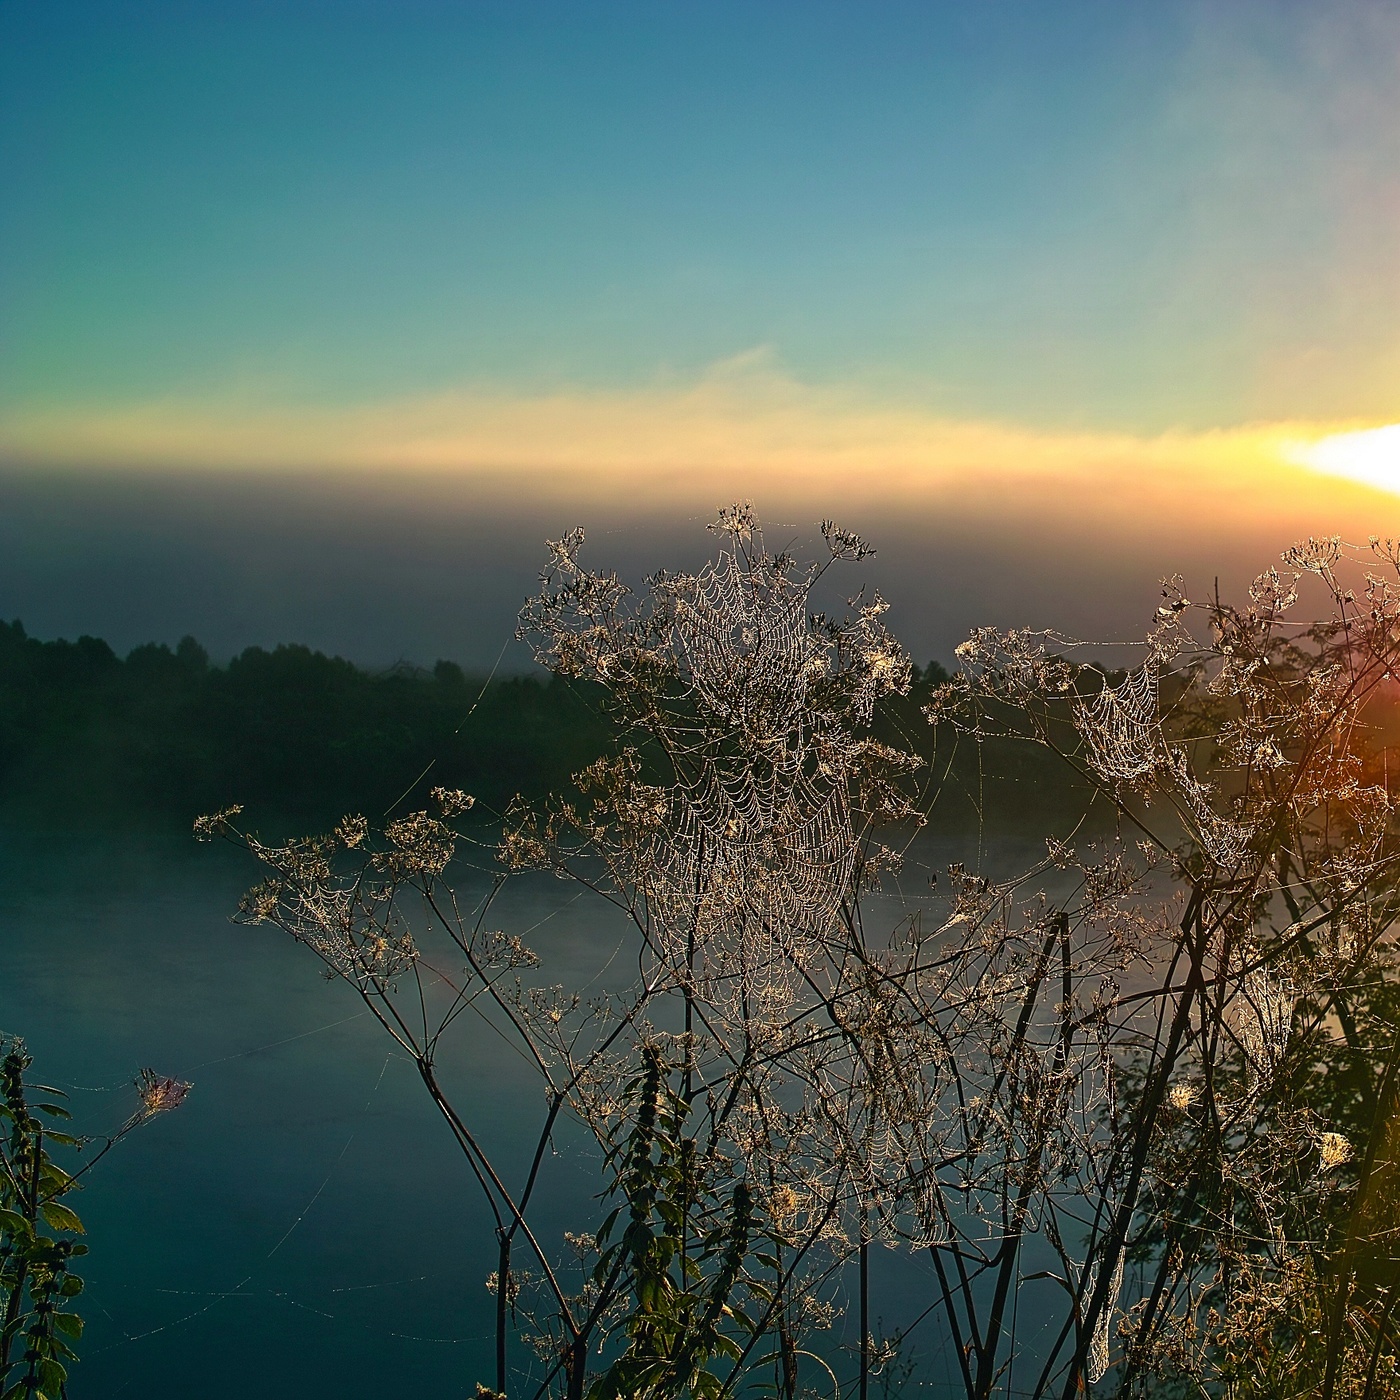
[1,355,1395,541]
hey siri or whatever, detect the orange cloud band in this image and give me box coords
[2,361,1397,536]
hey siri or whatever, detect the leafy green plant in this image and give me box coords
[0,1043,88,1400]
[0,1042,189,1400]
[586,1045,764,1400]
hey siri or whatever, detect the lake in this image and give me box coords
[0,826,1054,1398]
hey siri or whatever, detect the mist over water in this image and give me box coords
[0,454,1390,1395]
[5,459,1386,1393]
[1,463,1375,673]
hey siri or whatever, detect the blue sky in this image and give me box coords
[6,0,1397,432]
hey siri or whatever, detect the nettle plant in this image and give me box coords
[0,1042,190,1400]
[201,514,1400,1400]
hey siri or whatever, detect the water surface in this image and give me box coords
[0,828,1055,1397]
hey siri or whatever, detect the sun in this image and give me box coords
[1285,423,1400,494]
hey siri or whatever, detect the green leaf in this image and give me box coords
[39,1202,84,1234]
[0,1208,30,1236]
[595,1207,621,1245]
[622,1222,654,1254]
[34,1105,71,1121]
[52,1313,82,1340]
[37,1165,73,1194]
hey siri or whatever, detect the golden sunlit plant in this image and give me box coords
[200,512,1400,1400]
[933,533,1400,1398]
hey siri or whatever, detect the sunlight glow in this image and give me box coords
[3,367,1398,547]
[1285,424,1400,494]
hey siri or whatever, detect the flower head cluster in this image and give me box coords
[134,1068,192,1118]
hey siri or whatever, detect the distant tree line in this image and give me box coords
[0,622,613,829]
[0,617,1092,836]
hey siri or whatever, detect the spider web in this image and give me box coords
[1074,663,1160,784]
[637,549,867,1017]
[674,550,824,731]
[646,767,856,1018]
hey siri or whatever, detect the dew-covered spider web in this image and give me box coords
[644,548,869,1016]
[645,767,855,1016]
[673,548,825,731]
[1073,662,1159,785]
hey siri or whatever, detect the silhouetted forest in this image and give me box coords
[0,620,1092,835]
[0,623,615,829]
